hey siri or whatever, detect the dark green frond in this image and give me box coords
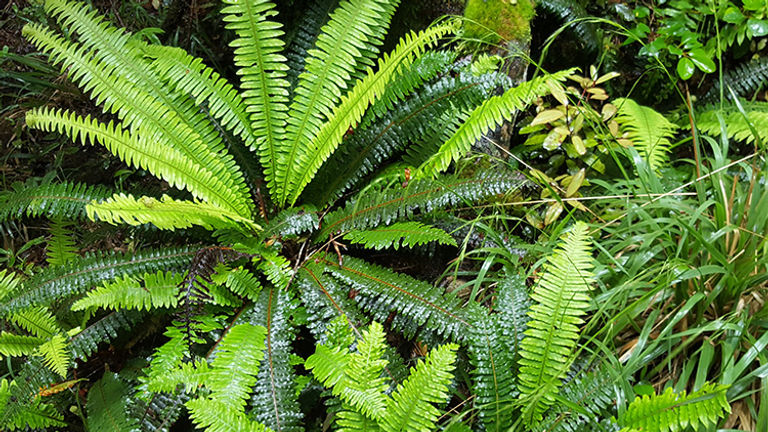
[0,180,112,224]
[704,56,768,102]
[284,0,339,88]
[538,0,599,52]
[238,288,303,432]
[343,221,456,250]
[87,373,139,432]
[46,219,78,266]
[69,310,144,361]
[317,170,527,240]
[0,246,195,316]
[262,206,319,239]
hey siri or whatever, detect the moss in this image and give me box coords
[463,0,535,44]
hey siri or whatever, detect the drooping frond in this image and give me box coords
[613,97,677,170]
[617,383,730,432]
[0,180,112,224]
[71,271,182,312]
[380,343,458,432]
[87,193,260,231]
[321,255,483,341]
[467,275,530,431]
[419,69,575,175]
[143,44,257,150]
[46,219,78,267]
[696,99,768,145]
[238,289,303,432]
[86,373,139,432]
[317,170,527,240]
[303,53,506,204]
[283,23,454,205]
[37,334,70,377]
[221,0,289,192]
[0,246,195,316]
[22,18,253,217]
[517,222,595,426]
[275,0,401,205]
[343,221,456,250]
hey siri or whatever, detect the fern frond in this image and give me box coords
[223,267,264,301]
[8,307,60,338]
[343,221,456,250]
[317,170,527,240]
[262,206,319,239]
[617,383,730,432]
[208,323,267,410]
[22,21,252,217]
[467,275,530,431]
[0,270,23,303]
[0,378,65,431]
[221,0,289,193]
[275,0,401,205]
[697,99,768,144]
[419,69,575,175]
[87,373,139,432]
[283,23,454,205]
[284,0,338,88]
[380,343,458,432]
[37,334,70,377]
[704,56,768,102]
[538,0,599,52]
[69,310,143,361]
[186,398,274,432]
[46,219,78,266]
[322,255,482,341]
[517,222,595,425]
[0,333,43,358]
[238,289,303,432]
[0,180,112,224]
[614,98,677,170]
[143,44,257,150]
[0,246,195,316]
[71,271,182,312]
[87,193,260,231]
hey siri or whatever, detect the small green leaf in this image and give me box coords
[689,49,716,73]
[530,109,565,126]
[748,19,768,37]
[677,57,696,80]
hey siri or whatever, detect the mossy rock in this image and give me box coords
[463,0,535,44]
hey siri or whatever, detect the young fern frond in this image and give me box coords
[517,222,595,426]
[613,98,677,170]
[418,69,576,176]
[0,270,23,303]
[46,219,78,267]
[317,170,527,240]
[37,334,70,377]
[0,333,43,358]
[87,193,260,232]
[207,323,268,410]
[0,180,112,224]
[276,0,401,205]
[697,99,768,145]
[283,23,454,205]
[25,107,248,217]
[8,307,61,338]
[380,343,458,432]
[221,0,289,193]
[343,221,456,250]
[71,271,182,312]
[617,383,730,432]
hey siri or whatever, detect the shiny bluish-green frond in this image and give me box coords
[0,180,113,224]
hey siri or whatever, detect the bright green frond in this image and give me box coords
[221,0,289,195]
[8,307,60,338]
[25,106,249,217]
[143,44,257,150]
[419,69,576,175]
[381,343,458,432]
[276,0,401,205]
[697,99,768,145]
[0,270,23,303]
[187,398,274,432]
[37,334,70,377]
[208,323,267,410]
[614,97,677,170]
[87,193,260,231]
[283,23,453,205]
[0,333,43,358]
[517,222,595,425]
[618,383,730,432]
[71,271,182,312]
[343,221,456,250]
[87,373,139,432]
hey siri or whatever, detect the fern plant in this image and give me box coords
[0,0,577,430]
[613,97,678,171]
